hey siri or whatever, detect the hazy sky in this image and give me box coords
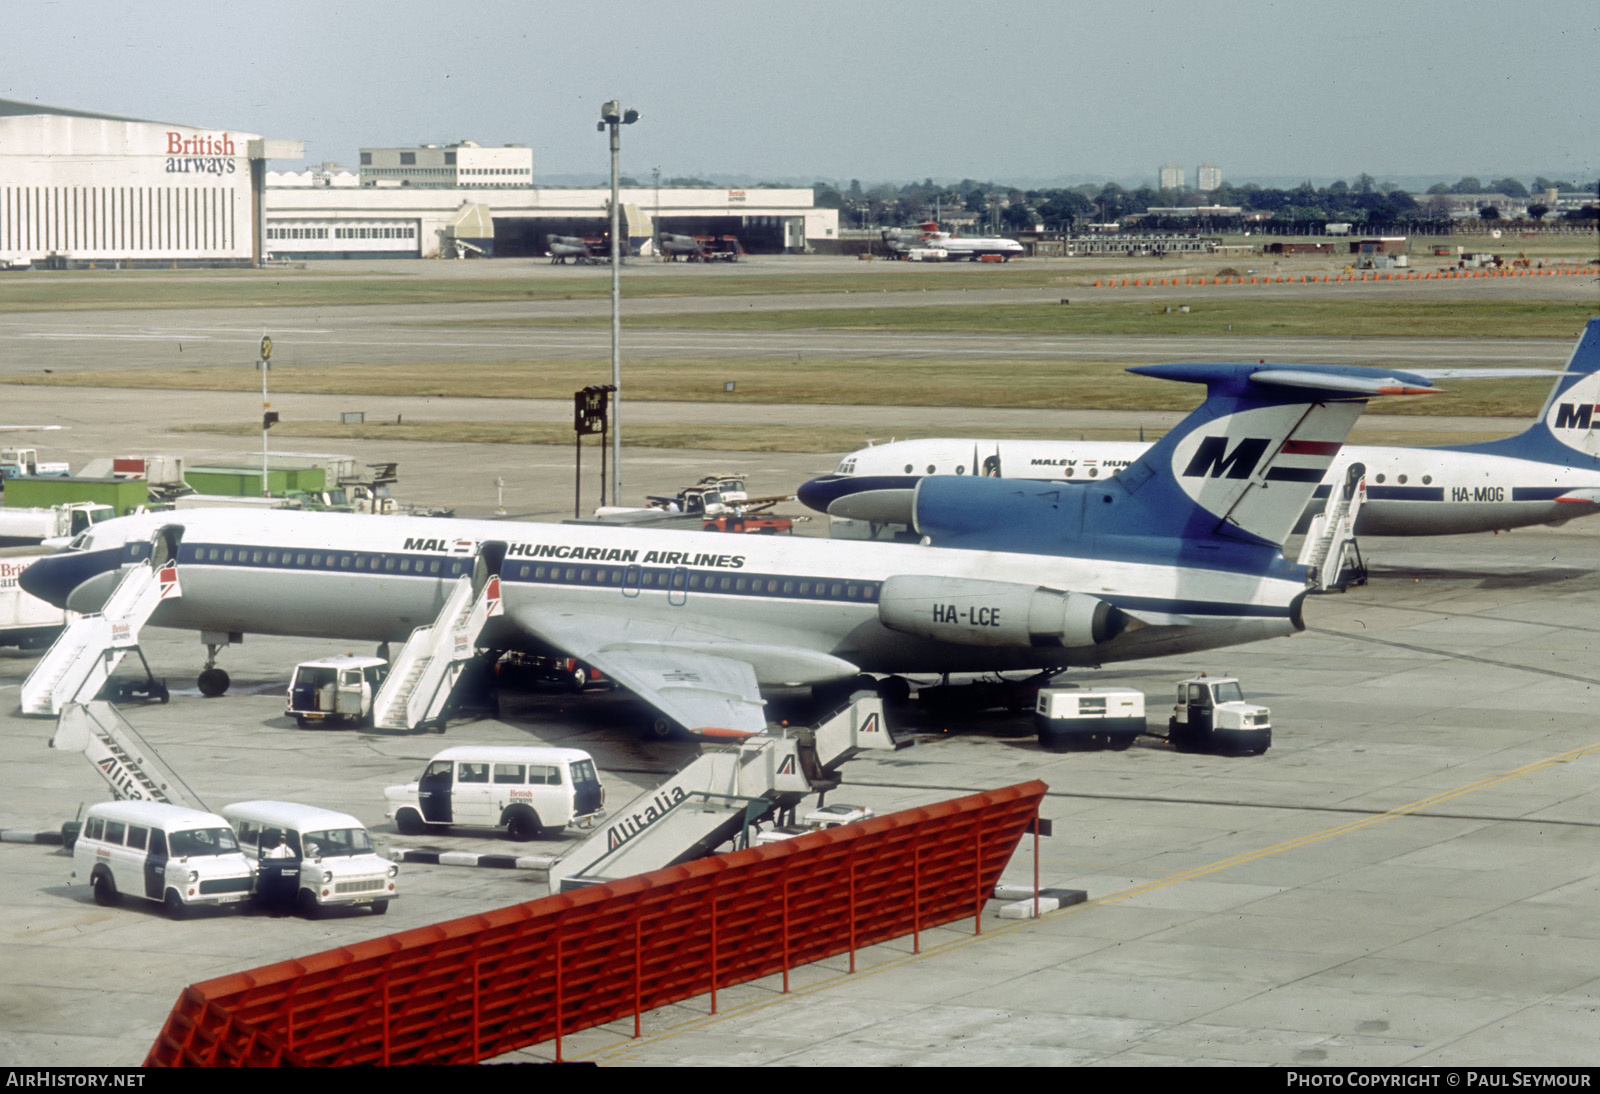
[5,0,1595,186]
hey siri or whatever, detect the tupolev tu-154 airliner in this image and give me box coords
[21,360,1437,738]
[799,320,1600,538]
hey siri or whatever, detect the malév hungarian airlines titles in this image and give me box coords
[403,536,749,570]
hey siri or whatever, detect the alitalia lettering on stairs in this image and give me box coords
[605,786,689,851]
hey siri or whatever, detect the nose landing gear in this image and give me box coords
[197,633,239,697]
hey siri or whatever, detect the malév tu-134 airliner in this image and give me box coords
[22,359,1438,738]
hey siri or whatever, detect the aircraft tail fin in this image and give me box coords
[914,363,1437,557]
[1106,363,1438,547]
[1483,318,1600,463]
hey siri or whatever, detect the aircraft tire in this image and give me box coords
[198,668,230,697]
[876,675,912,705]
[642,714,680,742]
[91,869,119,907]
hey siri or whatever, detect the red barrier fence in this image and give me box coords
[146,780,1048,1066]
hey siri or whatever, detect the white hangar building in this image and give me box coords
[268,144,838,260]
[0,100,838,265]
[0,98,300,267]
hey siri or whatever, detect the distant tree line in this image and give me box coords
[811,174,1600,233]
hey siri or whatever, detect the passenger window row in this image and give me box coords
[513,563,881,603]
[181,545,468,577]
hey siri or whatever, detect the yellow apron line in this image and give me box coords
[1094,740,1600,906]
[581,740,1600,1064]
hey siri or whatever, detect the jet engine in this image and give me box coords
[877,575,1128,650]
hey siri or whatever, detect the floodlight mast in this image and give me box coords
[599,100,640,507]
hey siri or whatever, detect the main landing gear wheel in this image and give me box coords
[197,668,230,697]
[642,714,682,742]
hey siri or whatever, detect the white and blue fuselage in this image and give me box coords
[29,508,1307,680]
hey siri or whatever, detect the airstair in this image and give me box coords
[51,700,207,810]
[19,560,178,716]
[370,572,503,732]
[548,693,894,892]
[1297,462,1369,592]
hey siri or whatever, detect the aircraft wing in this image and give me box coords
[508,606,801,738]
[1405,368,1565,380]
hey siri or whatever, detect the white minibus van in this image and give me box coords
[72,801,255,918]
[222,800,398,916]
[385,746,605,841]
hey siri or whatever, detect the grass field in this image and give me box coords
[3,252,1589,456]
[8,354,1553,418]
[0,234,1591,314]
[0,267,1089,312]
[441,299,1600,339]
[173,418,1509,454]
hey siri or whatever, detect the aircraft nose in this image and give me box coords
[796,475,849,515]
[18,548,106,608]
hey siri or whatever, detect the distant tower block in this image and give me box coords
[1197,162,1223,191]
[1160,162,1185,190]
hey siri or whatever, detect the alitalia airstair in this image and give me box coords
[1297,462,1368,592]
[548,693,894,892]
[51,700,207,810]
[19,560,179,717]
[370,572,503,732]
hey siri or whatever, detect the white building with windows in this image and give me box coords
[358,141,533,189]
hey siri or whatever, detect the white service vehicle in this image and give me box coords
[72,801,255,918]
[221,800,397,916]
[385,746,606,841]
[0,549,69,649]
[1168,674,1271,754]
[0,503,115,548]
[286,655,389,727]
[1034,687,1147,751]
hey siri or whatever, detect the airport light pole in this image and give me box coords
[599,100,639,508]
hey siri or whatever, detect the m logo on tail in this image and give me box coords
[1183,437,1271,480]
[1554,402,1597,432]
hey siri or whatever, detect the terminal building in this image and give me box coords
[0,100,838,266]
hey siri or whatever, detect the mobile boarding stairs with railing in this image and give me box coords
[547,692,896,892]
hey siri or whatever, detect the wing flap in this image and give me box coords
[509,608,858,738]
